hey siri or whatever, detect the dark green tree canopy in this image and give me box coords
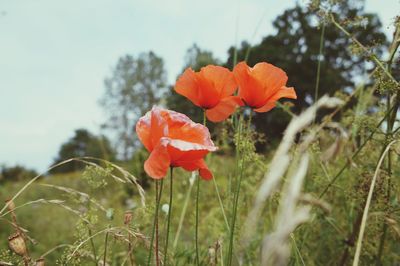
[226,2,387,144]
[0,165,38,183]
[50,129,115,173]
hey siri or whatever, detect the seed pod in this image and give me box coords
[208,246,216,266]
[124,210,133,225]
[8,232,27,257]
[5,199,15,212]
[35,258,45,266]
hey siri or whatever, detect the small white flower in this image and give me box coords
[189,172,196,186]
[162,204,169,214]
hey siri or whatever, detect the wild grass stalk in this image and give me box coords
[173,172,196,250]
[103,228,109,266]
[353,140,399,266]
[314,22,325,109]
[229,111,254,266]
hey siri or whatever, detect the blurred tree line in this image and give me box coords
[49,129,115,174]
[0,164,37,184]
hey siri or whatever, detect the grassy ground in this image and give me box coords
[0,125,399,265]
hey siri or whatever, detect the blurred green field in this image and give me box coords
[1,130,400,265]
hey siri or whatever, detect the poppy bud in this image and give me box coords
[35,258,45,266]
[124,211,133,225]
[5,199,15,212]
[208,246,216,266]
[8,232,27,257]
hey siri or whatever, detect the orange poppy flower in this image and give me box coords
[175,65,242,122]
[233,61,297,112]
[136,107,217,180]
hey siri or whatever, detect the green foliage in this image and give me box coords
[0,164,37,183]
[226,1,387,143]
[50,128,115,174]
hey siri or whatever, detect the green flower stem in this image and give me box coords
[164,167,174,265]
[227,111,252,266]
[173,172,196,249]
[195,175,200,265]
[147,179,164,266]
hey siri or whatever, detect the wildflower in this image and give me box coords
[161,204,169,214]
[175,65,241,122]
[233,61,297,112]
[136,107,217,179]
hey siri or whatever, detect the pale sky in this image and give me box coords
[1,0,399,172]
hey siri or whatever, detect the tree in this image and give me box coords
[50,129,115,173]
[100,52,167,160]
[0,165,38,183]
[166,44,220,124]
[226,1,387,145]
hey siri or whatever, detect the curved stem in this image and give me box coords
[103,227,110,266]
[164,168,174,265]
[314,22,325,117]
[147,180,164,266]
[173,173,195,249]
[195,112,207,265]
[353,141,399,266]
[195,175,200,265]
[87,228,98,265]
[213,177,230,231]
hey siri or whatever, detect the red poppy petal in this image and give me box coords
[149,107,169,148]
[234,62,265,108]
[253,62,288,100]
[199,167,213,180]
[179,159,213,180]
[253,102,276,113]
[166,110,216,147]
[253,87,296,113]
[168,142,213,163]
[136,112,152,151]
[270,86,297,101]
[144,143,171,179]
[205,96,242,122]
[175,68,201,107]
[197,159,213,180]
[201,65,237,98]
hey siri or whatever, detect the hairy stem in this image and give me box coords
[195,175,200,265]
[103,229,109,266]
[164,168,174,265]
[227,111,252,265]
[87,228,98,265]
[173,173,195,249]
[147,180,164,266]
